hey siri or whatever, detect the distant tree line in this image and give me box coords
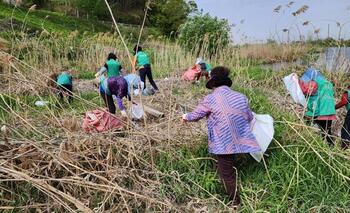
[21,0,198,37]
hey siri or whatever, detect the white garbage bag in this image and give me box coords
[134,89,140,96]
[35,101,49,107]
[250,112,274,162]
[142,87,155,96]
[283,73,307,107]
[131,103,144,120]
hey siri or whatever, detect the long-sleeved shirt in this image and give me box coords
[298,79,336,121]
[185,86,260,154]
[336,90,350,109]
[123,74,143,95]
[100,76,128,110]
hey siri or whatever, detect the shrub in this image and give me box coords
[178,13,231,57]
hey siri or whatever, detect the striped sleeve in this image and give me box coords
[186,96,211,122]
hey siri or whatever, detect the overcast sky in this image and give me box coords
[194,0,350,44]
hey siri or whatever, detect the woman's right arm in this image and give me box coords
[96,64,108,76]
[185,97,211,122]
[336,92,348,109]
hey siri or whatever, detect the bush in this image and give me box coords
[178,13,231,57]
[148,0,197,37]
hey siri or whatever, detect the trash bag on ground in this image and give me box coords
[283,73,307,107]
[35,101,49,107]
[250,112,274,162]
[300,67,325,82]
[82,109,123,133]
[142,87,155,96]
[130,103,144,120]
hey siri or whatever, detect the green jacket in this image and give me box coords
[346,90,350,111]
[136,51,150,67]
[106,59,121,77]
[57,72,72,85]
[305,77,336,117]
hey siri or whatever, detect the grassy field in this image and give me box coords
[0,3,350,213]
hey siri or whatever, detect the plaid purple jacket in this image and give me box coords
[185,86,260,154]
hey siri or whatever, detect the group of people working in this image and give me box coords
[298,68,350,150]
[52,45,159,117]
[50,51,349,210]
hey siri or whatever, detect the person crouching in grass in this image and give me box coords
[49,70,73,103]
[182,66,260,209]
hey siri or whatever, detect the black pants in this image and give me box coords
[100,92,115,114]
[58,84,73,103]
[314,120,333,146]
[139,65,159,91]
[216,154,241,205]
[341,111,350,150]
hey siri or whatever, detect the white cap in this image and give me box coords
[195,57,204,65]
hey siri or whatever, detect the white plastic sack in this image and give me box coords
[283,73,307,107]
[250,113,274,162]
[142,87,155,96]
[35,101,49,107]
[134,89,140,96]
[130,103,144,120]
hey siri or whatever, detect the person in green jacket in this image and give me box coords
[96,53,122,78]
[133,45,159,92]
[54,71,73,103]
[299,69,336,146]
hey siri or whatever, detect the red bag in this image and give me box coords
[82,109,123,133]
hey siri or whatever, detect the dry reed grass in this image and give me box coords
[237,43,309,63]
[1,29,350,212]
[0,48,218,211]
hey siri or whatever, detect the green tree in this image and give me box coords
[178,13,231,56]
[149,0,197,36]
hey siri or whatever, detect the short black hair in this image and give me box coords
[133,45,142,54]
[107,53,117,60]
[206,66,232,89]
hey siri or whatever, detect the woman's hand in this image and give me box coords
[121,110,128,118]
[182,114,188,122]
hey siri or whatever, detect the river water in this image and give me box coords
[317,47,350,72]
[262,47,350,72]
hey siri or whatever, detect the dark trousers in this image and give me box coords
[195,71,209,81]
[314,120,333,146]
[100,92,116,114]
[58,84,73,103]
[139,65,159,90]
[341,111,350,150]
[216,154,241,205]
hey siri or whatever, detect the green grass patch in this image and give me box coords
[77,71,96,80]
[157,75,350,212]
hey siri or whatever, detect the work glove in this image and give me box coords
[121,110,128,118]
[181,114,188,122]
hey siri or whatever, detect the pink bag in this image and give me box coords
[82,109,124,133]
[181,66,200,81]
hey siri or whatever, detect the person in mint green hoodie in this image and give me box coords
[133,45,159,92]
[299,68,336,146]
[56,71,73,103]
[96,53,122,78]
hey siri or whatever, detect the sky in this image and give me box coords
[194,0,350,44]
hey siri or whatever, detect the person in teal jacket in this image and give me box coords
[134,45,159,92]
[96,53,122,78]
[56,71,73,103]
